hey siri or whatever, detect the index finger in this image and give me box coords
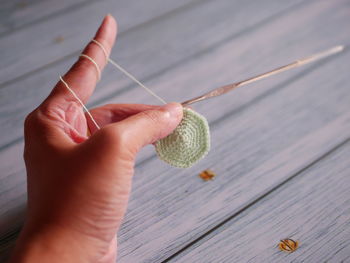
[46,14,117,106]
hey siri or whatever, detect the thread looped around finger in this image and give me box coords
[79,54,101,81]
[92,39,109,60]
[59,76,100,131]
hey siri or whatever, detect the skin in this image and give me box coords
[9,15,183,263]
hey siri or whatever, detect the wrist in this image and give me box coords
[9,223,97,263]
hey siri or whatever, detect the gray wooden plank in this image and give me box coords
[2,1,312,236]
[0,2,306,226]
[0,0,307,246]
[1,0,349,255]
[0,0,196,85]
[1,0,350,261]
[169,139,350,263]
[116,82,350,263]
[0,0,88,35]
[0,0,313,151]
[87,0,348,176]
[111,1,350,253]
[0,0,306,168]
[99,14,349,262]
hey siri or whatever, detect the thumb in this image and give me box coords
[101,102,183,154]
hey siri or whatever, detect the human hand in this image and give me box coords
[10,15,183,263]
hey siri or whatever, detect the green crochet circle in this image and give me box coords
[155,108,210,168]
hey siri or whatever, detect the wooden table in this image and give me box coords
[1,0,350,262]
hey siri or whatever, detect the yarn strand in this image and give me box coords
[91,39,167,104]
[59,39,167,134]
[59,76,101,130]
[79,54,101,80]
[107,58,167,104]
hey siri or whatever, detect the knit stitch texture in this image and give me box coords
[155,108,210,168]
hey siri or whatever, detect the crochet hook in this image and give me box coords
[181,45,344,106]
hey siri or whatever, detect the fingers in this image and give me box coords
[87,104,161,133]
[46,14,117,106]
[93,103,183,154]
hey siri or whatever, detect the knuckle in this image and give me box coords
[139,110,166,143]
[23,110,43,142]
[70,56,99,81]
[24,104,58,136]
[99,126,128,147]
[114,127,130,147]
[73,59,94,76]
[96,126,135,159]
[140,110,162,125]
[24,108,46,128]
[24,110,42,133]
[93,38,111,56]
[24,110,36,132]
[38,102,54,117]
[38,103,62,122]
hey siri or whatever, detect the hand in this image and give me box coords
[10,15,183,263]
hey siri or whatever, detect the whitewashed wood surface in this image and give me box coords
[1,0,350,262]
[0,0,195,84]
[169,138,350,263]
[0,0,87,34]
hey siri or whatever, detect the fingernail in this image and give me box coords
[162,103,183,119]
[102,14,111,24]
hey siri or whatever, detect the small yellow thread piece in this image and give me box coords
[199,170,216,181]
[278,239,299,253]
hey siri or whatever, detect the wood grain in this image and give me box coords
[116,59,350,262]
[0,0,350,262]
[0,0,303,149]
[0,0,89,35]
[0,2,310,204]
[0,0,196,85]
[0,0,315,218]
[169,140,350,263]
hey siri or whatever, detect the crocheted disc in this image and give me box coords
[155,108,210,168]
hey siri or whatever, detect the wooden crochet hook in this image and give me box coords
[181,45,344,106]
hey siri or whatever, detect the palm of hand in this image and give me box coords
[22,16,125,262]
[17,15,182,263]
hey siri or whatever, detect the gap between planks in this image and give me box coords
[115,50,350,261]
[1,0,348,245]
[162,136,350,263]
[169,138,350,263]
[0,0,95,37]
[2,0,350,262]
[0,0,201,87]
[0,0,311,152]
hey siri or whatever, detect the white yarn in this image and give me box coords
[59,38,167,134]
[92,39,167,104]
[79,54,101,81]
[59,76,101,130]
[91,39,109,59]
